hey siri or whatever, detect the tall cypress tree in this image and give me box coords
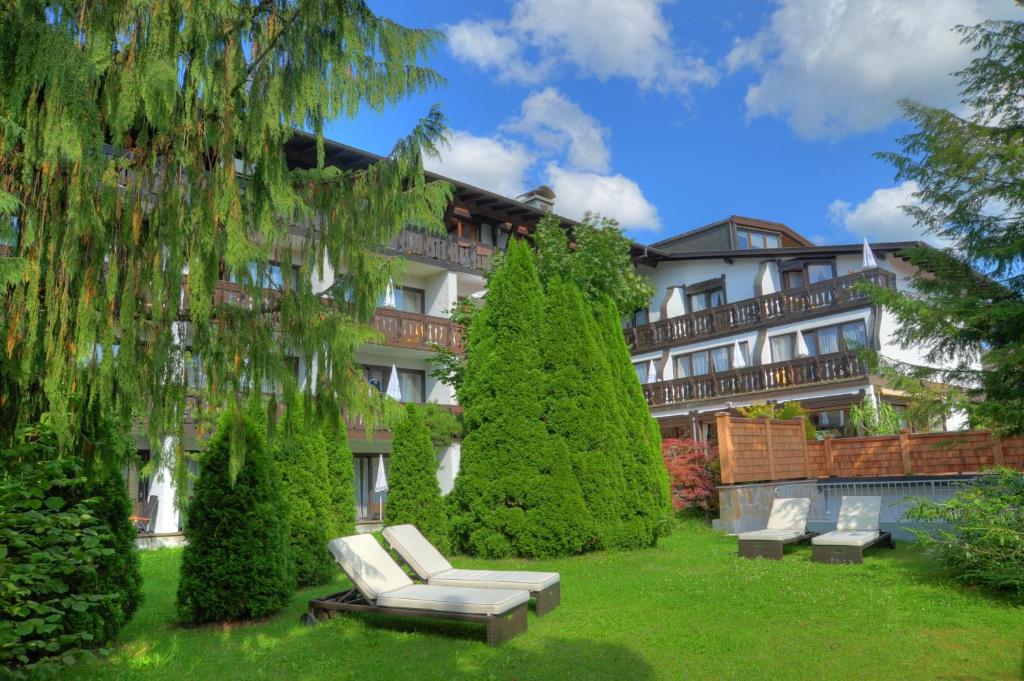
[323,422,357,538]
[540,276,632,550]
[595,296,672,542]
[449,239,593,558]
[384,404,449,553]
[272,399,334,588]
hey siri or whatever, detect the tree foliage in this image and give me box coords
[540,276,631,550]
[867,12,1024,434]
[177,408,292,624]
[738,401,817,440]
[384,403,449,553]
[0,1,451,473]
[849,396,902,436]
[593,296,673,542]
[905,467,1024,602]
[323,421,356,539]
[448,239,593,558]
[272,399,334,588]
[533,213,654,316]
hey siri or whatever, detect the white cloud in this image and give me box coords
[445,20,549,85]
[546,163,661,232]
[728,0,1021,138]
[501,88,610,173]
[424,131,534,198]
[447,0,717,95]
[828,181,938,243]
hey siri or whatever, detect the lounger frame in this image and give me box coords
[305,589,528,646]
[811,532,895,564]
[738,532,818,560]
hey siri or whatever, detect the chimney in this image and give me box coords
[517,185,556,213]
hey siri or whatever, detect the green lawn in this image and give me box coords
[63,521,1023,681]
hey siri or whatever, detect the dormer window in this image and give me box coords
[736,228,782,249]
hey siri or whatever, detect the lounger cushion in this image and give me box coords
[382,525,453,578]
[376,584,529,615]
[328,535,413,600]
[812,530,881,547]
[836,496,882,531]
[428,569,559,592]
[737,529,806,542]
[765,497,811,531]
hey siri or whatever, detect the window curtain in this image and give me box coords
[770,335,794,362]
[674,355,691,378]
[688,293,707,313]
[634,362,649,383]
[843,322,868,349]
[398,372,423,403]
[817,326,840,354]
[691,351,710,376]
[709,288,726,308]
[711,347,730,372]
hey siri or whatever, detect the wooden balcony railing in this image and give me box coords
[389,228,496,273]
[643,351,869,408]
[370,307,463,353]
[625,268,897,352]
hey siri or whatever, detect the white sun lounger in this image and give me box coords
[812,496,895,564]
[737,497,816,560]
[304,534,530,646]
[383,524,562,616]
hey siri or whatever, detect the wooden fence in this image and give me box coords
[715,413,1024,484]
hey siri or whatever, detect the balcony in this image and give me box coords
[388,228,497,273]
[625,268,897,353]
[370,307,463,353]
[643,351,869,409]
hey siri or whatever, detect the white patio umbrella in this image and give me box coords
[795,329,811,357]
[383,277,397,308]
[759,264,776,295]
[862,238,878,269]
[374,455,389,520]
[386,364,402,401]
[646,359,658,384]
[732,340,747,369]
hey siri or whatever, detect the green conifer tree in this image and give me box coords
[540,277,633,549]
[384,404,449,553]
[177,408,292,624]
[273,399,334,588]
[594,297,672,543]
[449,239,593,558]
[323,422,357,538]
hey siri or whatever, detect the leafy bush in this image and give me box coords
[273,401,335,588]
[323,422,356,538]
[849,396,902,436]
[662,439,720,518]
[177,408,293,624]
[905,467,1024,601]
[449,238,593,558]
[408,402,462,449]
[384,404,450,553]
[738,401,817,440]
[0,418,142,678]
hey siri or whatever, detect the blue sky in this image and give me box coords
[326,0,1021,246]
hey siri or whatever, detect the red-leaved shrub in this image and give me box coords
[662,438,720,516]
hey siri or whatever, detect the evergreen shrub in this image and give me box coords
[323,422,356,538]
[177,408,293,624]
[384,403,450,553]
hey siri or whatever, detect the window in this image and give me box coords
[842,320,868,349]
[737,228,782,250]
[770,334,795,362]
[781,260,835,289]
[364,365,425,402]
[634,362,649,383]
[674,342,749,377]
[780,319,869,361]
[354,455,388,521]
[396,287,425,314]
[687,287,725,313]
[623,308,649,328]
[227,261,298,290]
[459,222,480,242]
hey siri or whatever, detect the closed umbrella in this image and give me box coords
[862,238,878,269]
[732,340,747,369]
[383,278,397,308]
[386,364,402,401]
[795,329,810,357]
[647,359,658,384]
[759,265,776,295]
[374,455,388,520]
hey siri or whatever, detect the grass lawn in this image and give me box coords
[63,521,1023,681]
